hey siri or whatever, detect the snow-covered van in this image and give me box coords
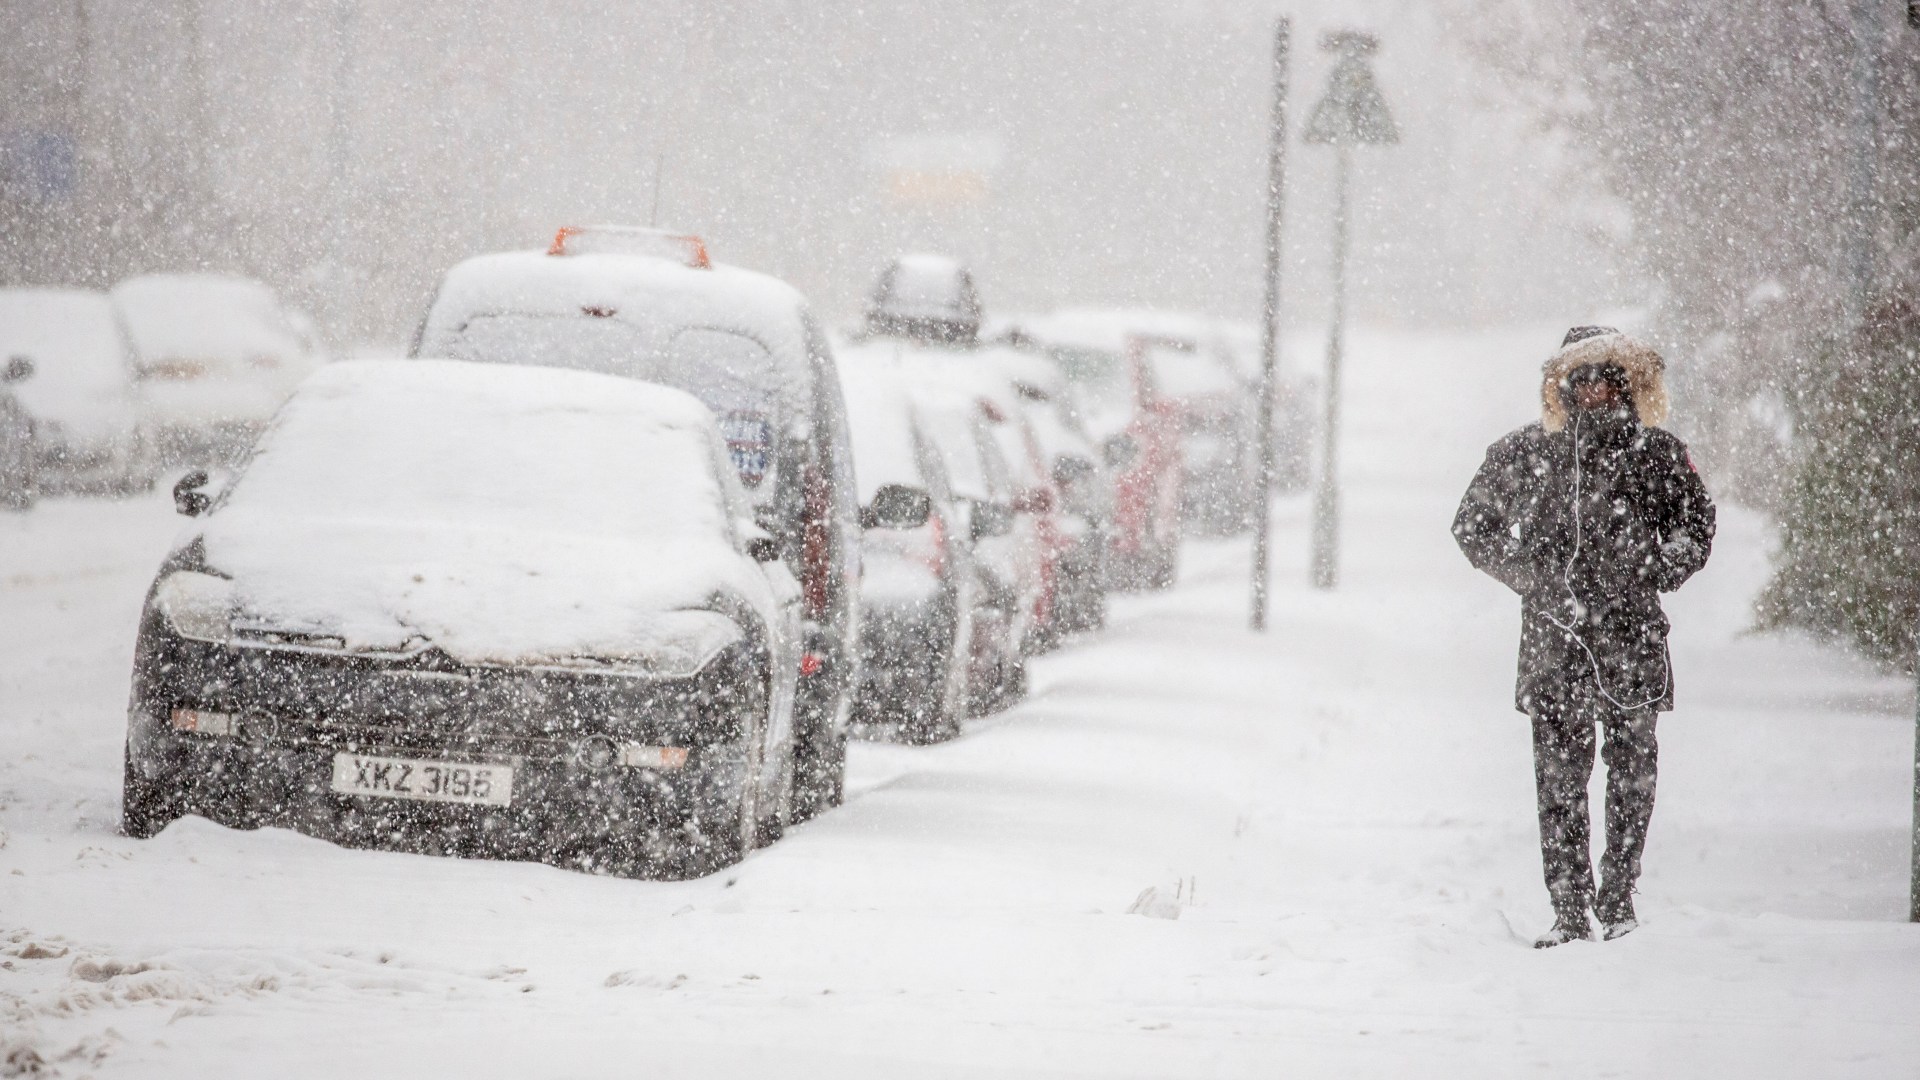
[124,360,801,878]
[111,273,323,467]
[0,288,152,495]
[412,227,860,822]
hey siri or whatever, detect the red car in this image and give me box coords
[1030,331,1187,591]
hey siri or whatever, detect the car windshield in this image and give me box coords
[112,274,298,374]
[1055,348,1133,439]
[1142,341,1238,399]
[441,314,791,491]
[224,362,736,545]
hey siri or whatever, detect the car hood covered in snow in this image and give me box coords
[186,360,781,667]
[199,513,764,668]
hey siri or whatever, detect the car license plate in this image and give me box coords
[330,752,513,807]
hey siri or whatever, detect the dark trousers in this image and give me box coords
[1530,695,1658,923]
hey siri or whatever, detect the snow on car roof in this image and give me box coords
[111,273,304,370]
[1004,308,1260,373]
[0,288,136,435]
[1141,339,1240,399]
[419,250,812,361]
[871,253,975,321]
[839,338,1021,501]
[204,359,771,664]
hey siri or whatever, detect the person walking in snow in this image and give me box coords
[1452,327,1716,948]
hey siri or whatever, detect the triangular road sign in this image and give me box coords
[1304,56,1398,146]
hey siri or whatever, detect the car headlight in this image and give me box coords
[153,570,236,643]
[622,609,745,677]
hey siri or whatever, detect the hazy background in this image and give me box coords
[1,0,1622,345]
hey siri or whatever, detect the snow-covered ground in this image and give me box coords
[3,326,1917,1077]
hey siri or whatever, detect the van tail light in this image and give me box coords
[799,652,826,677]
[922,511,948,577]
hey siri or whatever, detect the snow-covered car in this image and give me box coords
[1140,336,1254,535]
[122,360,802,879]
[0,288,152,495]
[1004,307,1316,529]
[0,355,36,509]
[112,273,324,467]
[411,227,860,823]
[1011,328,1185,590]
[905,385,1034,712]
[837,356,978,742]
[950,343,1109,636]
[864,253,983,344]
[843,338,1075,653]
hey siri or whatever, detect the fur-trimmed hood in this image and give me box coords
[1539,332,1669,433]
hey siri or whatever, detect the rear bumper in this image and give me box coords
[852,599,958,714]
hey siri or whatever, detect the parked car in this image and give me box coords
[1139,336,1255,535]
[836,356,978,742]
[864,253,983,344]
[904,383,1035,711]
[962,343,1110,635]
[857,256,1104,645]
[1003,307,1318,523]
[412,226,861,823]
[122,360,801,878]
[0,355,36,510]
[1006,324,1185,590]
[0,288,152,495]
[112,273,323,467]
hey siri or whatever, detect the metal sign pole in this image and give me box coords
[1301,30,1395,593]
[1911,661,1920,921]
[1251,17,1291,631]
[1311,145,1350,591]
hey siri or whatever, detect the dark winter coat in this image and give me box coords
[1453,333,1716,714]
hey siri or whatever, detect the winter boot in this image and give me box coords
[1532,912,1593,949]
[1595,889,1638,941]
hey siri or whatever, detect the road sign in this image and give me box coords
[1305,30,1396,591]
[1304,33,1399,148]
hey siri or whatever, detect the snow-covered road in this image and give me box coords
[3,326,1917,1077]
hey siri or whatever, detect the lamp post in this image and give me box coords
[1303,31,1396,591]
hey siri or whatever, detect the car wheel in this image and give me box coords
[121,748,181,839]
[787,728,846,824]
[1000,656,1029,706]
[1147,543,1178,590]
[896,665,962,743]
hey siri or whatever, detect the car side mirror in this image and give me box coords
[861,484,933,530]
[739,521,783,563]
[173,470,212,517]
[1010,487,1055,515]
[1052,456,1095,487]
[3,355,33,384]
[968,500,1014,542]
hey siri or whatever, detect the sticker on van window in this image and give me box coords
[722,411,773,488]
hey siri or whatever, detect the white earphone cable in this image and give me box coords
[1541,409,1666,713]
